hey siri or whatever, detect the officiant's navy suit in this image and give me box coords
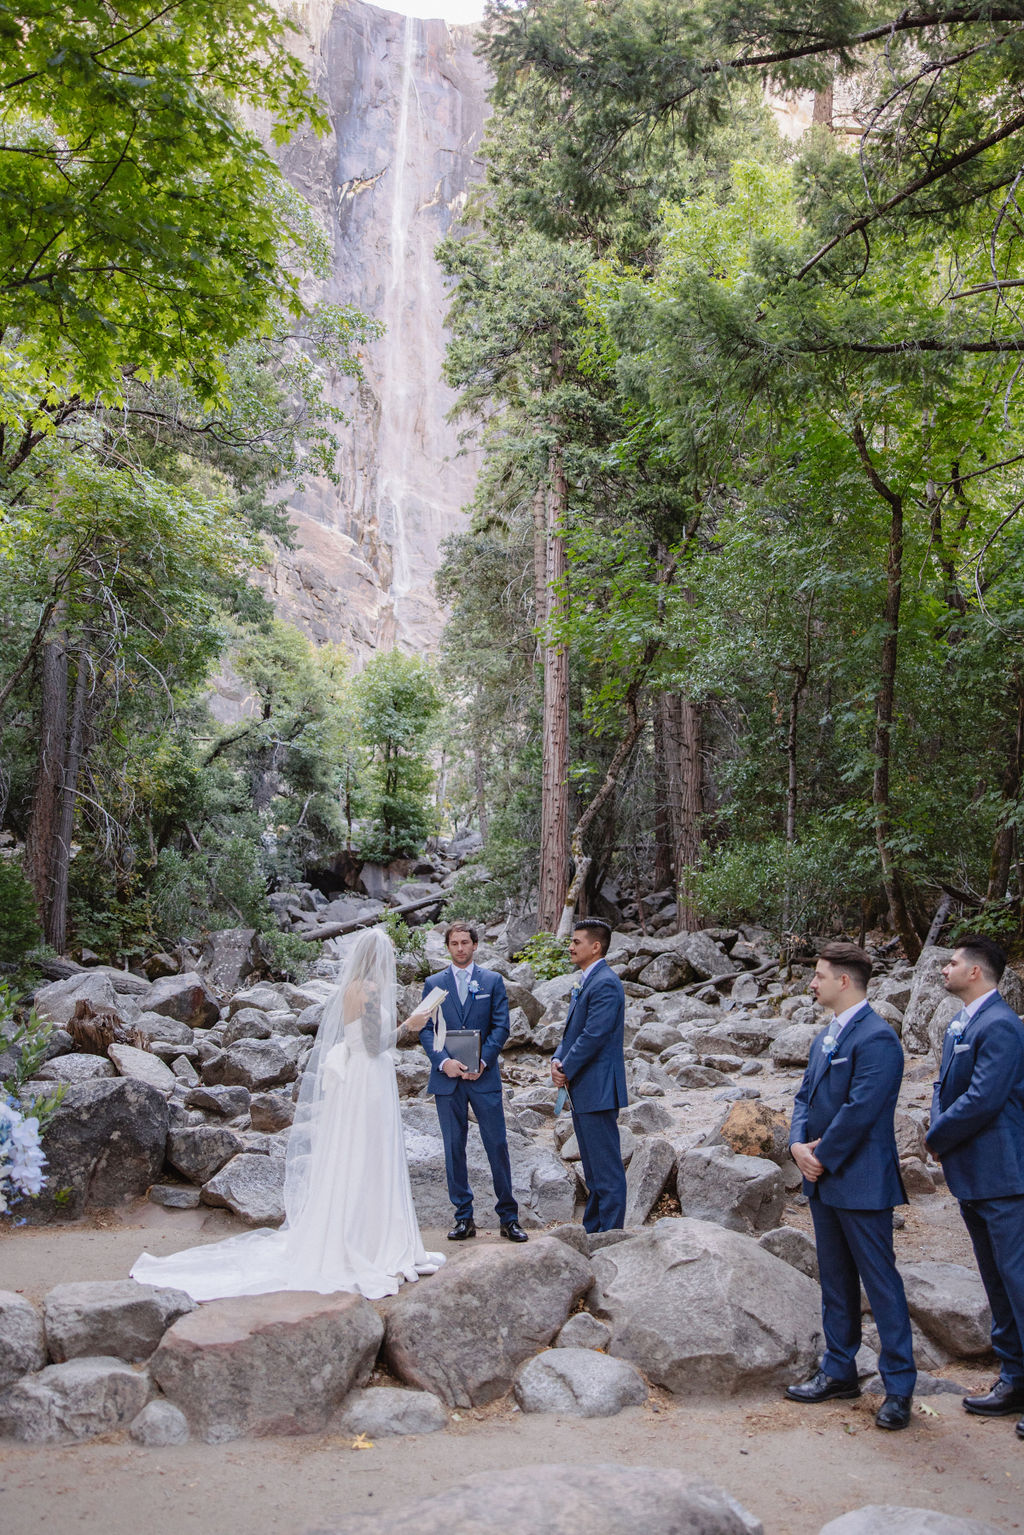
[420,964,518,1225]
[927,991,1024,1388]
[790,1002,916,1395]
[558,958,628,1232]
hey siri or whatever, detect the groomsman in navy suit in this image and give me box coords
[551,918,628,1232]
[420,922,527,1243]
[927,934,1024,1437]
[786,941,916,1430]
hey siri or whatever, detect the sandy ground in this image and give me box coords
[2,1201,1023,1535]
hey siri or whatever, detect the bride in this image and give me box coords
[131,928,444,1301]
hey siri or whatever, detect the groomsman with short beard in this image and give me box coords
[927,934,1024,1438]
[785,941,916,1430]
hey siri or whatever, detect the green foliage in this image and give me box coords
[354,652,441,860]
[0,858,42,965]
[514,931,571,981]
[0,985,63,1128]
[256,929,317,983]
[380,910,427,969]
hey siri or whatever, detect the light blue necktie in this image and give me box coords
[456,967,468,1006]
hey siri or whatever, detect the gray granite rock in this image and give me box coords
[818,1510,1003,1535]
[249,1091,296,1132]
[383,1237,594,1406]
[199,927,261,998]
[148,1184,202,1209]
[26,1078,169,1222]
[308,1467,761,1535]
[150,1291,383,1442]
[590,1219,822,1395]
[555,1312,611,1350]
[514,1347,647,1416]
[205,1037,299,1091]
[108,1042,178,1096]
[757,1226,820,1281]
[336,1385,447,1437]
[677,1146,784,1235]
[145,971,220,1028]
[44,1280,194,1363]
[221,1009,273,1045]
[184,1084,251,1117]
[129,1398,190,1445]
[901,947,956,1054]
[769,1024,819,1067]
[0,1356,151,1442]
[900,1262,993,1356]
[624,1137,676,1227]
[0,1291,46,1391]
[167,1125,244,1184]
[36,1053,117,1083]
[201,1152,286,1225]
[32,972,137,1028]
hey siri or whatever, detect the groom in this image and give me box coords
[419,922,528,1243]
[551,917,628,1232]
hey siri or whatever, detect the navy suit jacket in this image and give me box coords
[926,990,1024,1200]
[557,959,627,1114]
[419,965,510,1097]
[790,1002,907,1210]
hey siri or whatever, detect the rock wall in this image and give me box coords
[263,1,490,659]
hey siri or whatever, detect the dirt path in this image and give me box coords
[2,1204,1022,1535]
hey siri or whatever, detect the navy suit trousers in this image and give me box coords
[959,1194,1024,1386]
[572,1107,626,1233]
[810,1200,916,1396]
[434,1082,517,1224]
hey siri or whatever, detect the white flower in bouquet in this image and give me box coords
[0,1097,47,1212]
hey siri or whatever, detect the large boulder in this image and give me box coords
[769,1023,820,1067]
[682,932,735,979]
[336,1386,447,1438]
[33,971,137,1028]
[514,1347,647,1417]
[383,1236,594,1406]
[227,983,291,1016]
[201,1152,286,1225]
[900,1262,993,1356]
[643,992,718,1025]
[107,1042,178,1096]
[758,1226,819,1281]
[693,1020,777,1057]
[676,1146,785,1235]
[307,1465,763,1535]
[0,1291,46,1391]
[0,1356,151,1442]
[26,1078,169,1222]
[818,1511,1003,1535]
[637,952,692,992]
[129,1399,190,1446]
[43,1280,194,1362]
[901,947,956,1054]
[167,1125,244,1184]
[199,927,262,998]
[145,971,220,1028]
[623,1137,676,1227]
[36,1053,117,1083]
[205,1037,298,1091]
[504,981,544,1028]
[590,1218,822,1394]
[150,1290,383,1442]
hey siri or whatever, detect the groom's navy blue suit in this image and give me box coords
[557,958,628,1232]
[419,963,518,1225]
[927,990,1024,1389]
[790,1002,916,1396]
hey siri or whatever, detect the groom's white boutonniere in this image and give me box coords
[467,978,480,996]
[820,1032,839,1060]
[570,981,582,999]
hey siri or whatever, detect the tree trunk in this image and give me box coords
[555,708,648,938]
[538,450,570,931]
[987,671,1024,904]
[652,703,673,891]
[47,651,90,953]
[24,637,69,928]
[853,422,921,960]
[662,694,703,930]
[473,744,488,842]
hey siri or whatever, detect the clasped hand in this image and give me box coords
[550,1058,567,1088]
[441,1058,482,1081]
[791,1139,824,1181]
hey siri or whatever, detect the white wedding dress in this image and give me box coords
[131,931,444,1302]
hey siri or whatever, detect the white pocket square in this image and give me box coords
[953,1043,971,1054]
[831,1056,849,1064]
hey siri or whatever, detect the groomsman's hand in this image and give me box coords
[441,1058,469,1078]
[551,1059,567,1088]
[791,1140,824,1181]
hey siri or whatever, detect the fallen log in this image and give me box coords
[294,890,450,943]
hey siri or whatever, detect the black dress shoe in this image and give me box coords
[963,1379,1024,1417]
[875,1394,913,1430]
[1016,1416,1023,1440]
[447,1217,476,1241]
[785,1370,861,1404]
[500,1220,529,1243]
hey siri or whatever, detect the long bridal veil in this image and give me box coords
[131,927,443,1301]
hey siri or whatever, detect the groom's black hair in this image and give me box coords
[573,917,612,955]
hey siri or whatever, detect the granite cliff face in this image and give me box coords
[263,1,490,659]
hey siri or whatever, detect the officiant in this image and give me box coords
[419,923,528,1243]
